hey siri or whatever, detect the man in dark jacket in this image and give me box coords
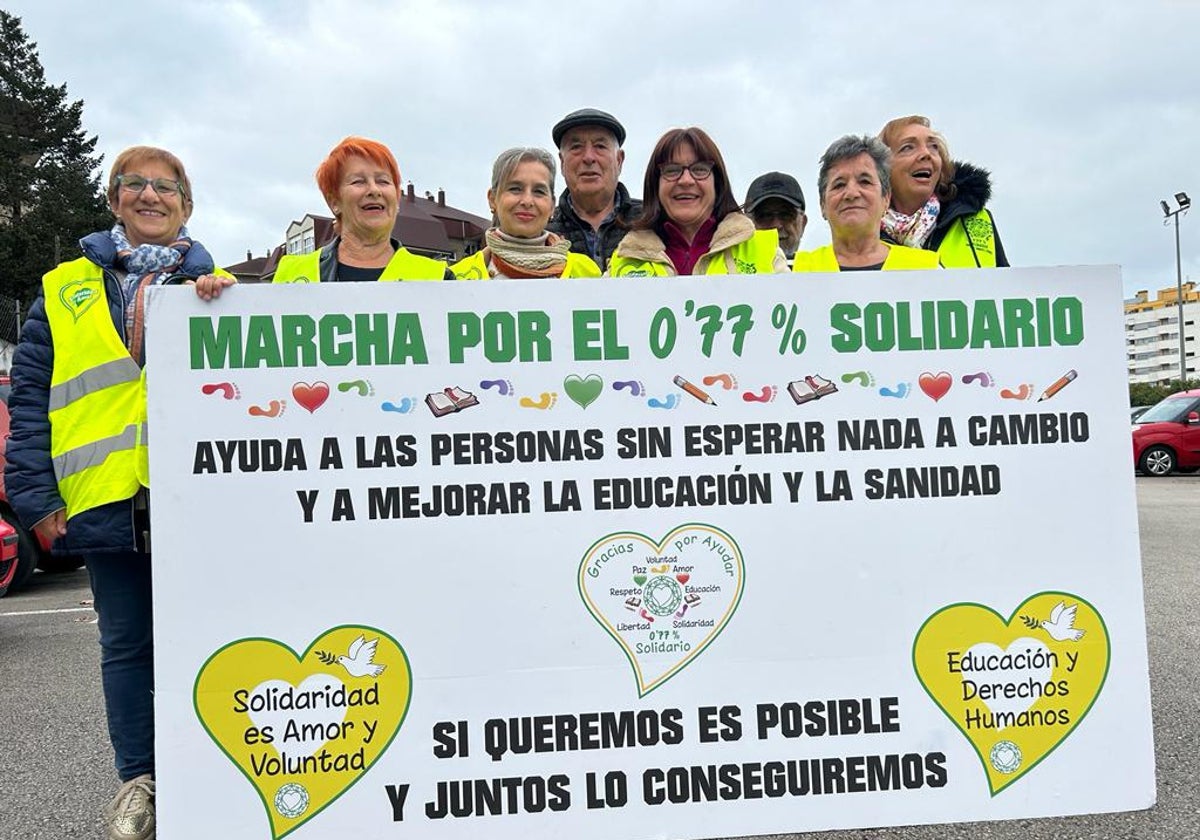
[547,108,642,272]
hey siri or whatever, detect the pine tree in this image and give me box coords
[0,11,110,310]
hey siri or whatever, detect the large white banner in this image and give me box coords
[148,267,1153,840]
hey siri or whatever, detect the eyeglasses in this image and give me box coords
[659,161,715,182]
[116,174,187,198]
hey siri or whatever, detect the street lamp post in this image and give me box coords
[1161,192,1191,384]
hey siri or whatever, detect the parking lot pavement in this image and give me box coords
[2,476,1197,839]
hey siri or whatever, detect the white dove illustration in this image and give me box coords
[1041,602,1085,642]
[337,635,386,678]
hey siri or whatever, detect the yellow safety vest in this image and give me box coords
[42,259,147,519]
[449,250,601,280]
[792,244,941,272]
[937,210,998,268]
[273,246,447,283]
[608,230,779,277]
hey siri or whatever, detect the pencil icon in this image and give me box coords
[673,375,716,406]
[1037,369,1077,402]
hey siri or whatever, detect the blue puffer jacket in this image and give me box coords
[5,231,218,554]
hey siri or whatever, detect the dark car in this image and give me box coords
[0,384,84,593]
[1132,389,1200,476]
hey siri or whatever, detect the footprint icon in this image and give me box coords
[962,371,994,388]
[201,382,240,400]
[480,379,513,396]
[337,379,374,397]
[879,383,910,399]
[647,394,680,410]
[703,373,738,391]
[841,371,876,388]
[1000,384,1033,401]
[519,392,557,410]
[741,386,777,403]
[381,397,416,414]
[613,380,645,397]
[248,399,286,418]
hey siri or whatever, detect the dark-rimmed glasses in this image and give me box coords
[659,161,715,182]
[116,174,187,198]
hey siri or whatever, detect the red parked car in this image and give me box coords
[0,383,84,595]
[0,519,20,597]
[1132,389,1200,476]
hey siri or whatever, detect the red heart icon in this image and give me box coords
[918,371,953,402]
[292,381,330,413]
[676,573,690,584]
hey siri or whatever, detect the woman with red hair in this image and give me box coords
[274,136,451,283]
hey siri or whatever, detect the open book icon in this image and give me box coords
[425,386,480,417]
[787,374,837,405]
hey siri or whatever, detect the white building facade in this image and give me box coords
[1125,283,1199,384]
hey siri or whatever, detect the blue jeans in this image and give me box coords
[86,551,154,781]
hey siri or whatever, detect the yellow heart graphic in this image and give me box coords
[194,625,412,838]
[912,592,1109,795]
[579,523,744,696]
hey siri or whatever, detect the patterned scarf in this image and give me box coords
[881,195,940,249]
[485,228,570,278]
[109,223,193,361]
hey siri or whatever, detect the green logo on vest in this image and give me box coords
[59,280,101,322]
[734,258,757,274]
[615,266,651,277]
[964,216,994,254]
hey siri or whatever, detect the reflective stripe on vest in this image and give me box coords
[792,243,941,272]
[609,229,777,277]
[937,210,997,268]
[450,250,602,279]
[274,246,447,282]
[42,258,146,518]
[48,356,141,412]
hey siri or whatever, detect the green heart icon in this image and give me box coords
[633,574,647,586]
[59,279,102,322]
[563,374,603,409]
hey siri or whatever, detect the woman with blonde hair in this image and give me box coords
[877,115,1008,267]
[451,147,600,279]
[6,145,231,839]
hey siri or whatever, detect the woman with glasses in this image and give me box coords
[274,136,452,283]
[608,127,787,276]
[793,135,942,272]
[5,146,231,840]
[877,115,1008,268]
[450,147,600,279]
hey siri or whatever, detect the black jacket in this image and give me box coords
[927,162,1008,267]
[547,182,642,271]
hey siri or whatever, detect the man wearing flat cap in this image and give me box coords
[744,172,807,261]
[548,107,642,271]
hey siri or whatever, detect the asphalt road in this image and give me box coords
[1,477,1196,840]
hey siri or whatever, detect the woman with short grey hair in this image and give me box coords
[794,134,942,272]
[451,147,601,279]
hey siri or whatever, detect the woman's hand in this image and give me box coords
[190,273,236,301]
[33,508,67,543]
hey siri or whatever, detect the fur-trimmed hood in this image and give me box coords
[939,161,993,225]
[613,213,758,266]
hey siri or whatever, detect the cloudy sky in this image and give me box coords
[7,1,1199,295]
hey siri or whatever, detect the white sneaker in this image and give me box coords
[103,774,155,840]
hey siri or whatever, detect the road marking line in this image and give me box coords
[0,606,95,618]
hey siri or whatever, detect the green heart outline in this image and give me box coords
[192,624,412,838]
[59,279,102,322]
[578,523,745,697]
[911,591,1110,796]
